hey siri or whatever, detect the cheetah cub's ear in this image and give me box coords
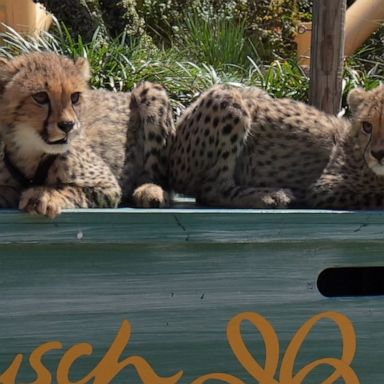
[347,87,367,114]
[74,57,91,81]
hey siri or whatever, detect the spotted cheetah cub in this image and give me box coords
[0,52,174,218]
[306,85,384,209]
[170,85,347,208]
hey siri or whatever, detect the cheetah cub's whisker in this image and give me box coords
[0,52,174,218]
[306,85,384,209]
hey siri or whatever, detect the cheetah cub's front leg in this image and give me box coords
[19,148,122,218]
[129,82,175,208]
[169,85,294,208]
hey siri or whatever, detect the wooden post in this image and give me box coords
[309,0,346,115]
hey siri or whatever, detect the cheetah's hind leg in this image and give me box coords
[197,169,295,209]
[173,85,295,209]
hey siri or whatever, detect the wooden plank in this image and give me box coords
[1,208,384,244]
[309,0,346,114]
[0,209,383,382]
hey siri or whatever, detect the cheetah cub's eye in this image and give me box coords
[71,92,81,105]
[32,92,49,105]
[361,121,373,135]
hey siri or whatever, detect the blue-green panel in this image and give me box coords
[0,208,383,383]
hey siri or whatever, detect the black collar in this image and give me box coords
[3,148,58,187]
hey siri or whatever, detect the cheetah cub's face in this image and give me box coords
[0,52,90,154]
[348,85,384,176]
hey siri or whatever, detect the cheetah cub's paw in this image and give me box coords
[19,187,68,219]
[261,188,295,208]
[132,183,169,208]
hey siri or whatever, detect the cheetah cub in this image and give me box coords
[0,52,174,218]
[170,85,347,208]
[306,85,384,209]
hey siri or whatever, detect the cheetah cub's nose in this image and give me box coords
[371,150,384,162]
[57,121,75,133]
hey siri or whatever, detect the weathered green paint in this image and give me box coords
[0,208,383,382]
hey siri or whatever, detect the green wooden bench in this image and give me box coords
[0,208,383,383]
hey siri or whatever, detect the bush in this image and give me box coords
[37,0,101,42]
[0,23,310,112]
[178,11,254,68]
[137,0,300,62]
[39,0,306,63]
[38,0,143,41]
[97,0,145,38]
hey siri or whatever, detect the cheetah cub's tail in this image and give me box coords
[130,82,175,208]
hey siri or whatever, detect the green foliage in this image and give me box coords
[247,59,309,101]
[0,23,309,111]
[39,0,309,63]
[342,23,384,110]
[296,0,312,21]
[0,24,219,111]
[39,0,144,41]
[348,26,384,74]
[97,0,145,38]
[37,0,103,42]
[1,16,382,114]
[342,56,384,112]
[178,12,256,68]
[136,0,300,62]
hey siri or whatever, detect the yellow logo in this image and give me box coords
[0,311,359,384]
[194,311,359,384]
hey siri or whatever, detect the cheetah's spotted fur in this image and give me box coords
[0,52,174,217]
[306,85,384,209]
[169,85,347,208]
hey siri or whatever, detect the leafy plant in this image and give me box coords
[178,11,258,69]
[0,23,223,111]
[136,0,300,62]
[0,17,382,113]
